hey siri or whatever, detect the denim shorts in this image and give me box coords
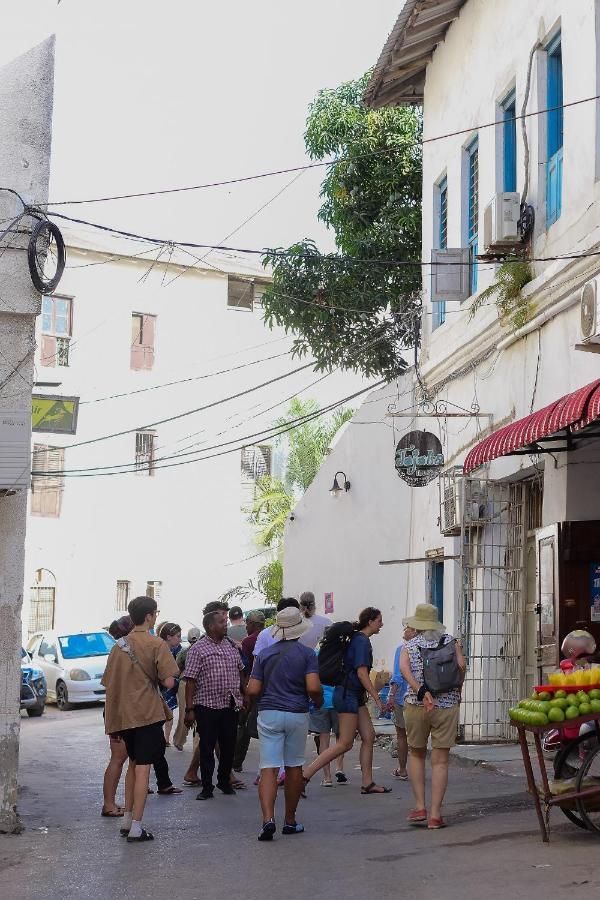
[257,709,309,769]
[308,706,339,736]
[333,686,365,715]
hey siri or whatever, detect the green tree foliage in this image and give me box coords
[469,256,534,330]
[261,72,422,379]
[257,559,283,606]
[274,398,353,492]
[250,476,294,548]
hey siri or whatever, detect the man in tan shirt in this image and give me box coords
[102,595,178,842]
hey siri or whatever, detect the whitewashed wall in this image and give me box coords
[23,237,367,633]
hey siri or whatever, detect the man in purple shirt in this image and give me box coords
[247,606,323,841]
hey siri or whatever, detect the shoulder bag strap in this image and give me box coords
[117,636,159,688]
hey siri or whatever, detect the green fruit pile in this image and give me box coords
[509,687,600,727]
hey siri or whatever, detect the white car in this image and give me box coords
[26,629,115,710]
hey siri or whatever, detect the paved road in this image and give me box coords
[2,705,600,900]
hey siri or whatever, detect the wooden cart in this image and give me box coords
[511,713,600,841]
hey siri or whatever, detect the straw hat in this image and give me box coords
[402,603,445,632]
[271,606,312,642]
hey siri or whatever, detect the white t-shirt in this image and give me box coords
[301,613,331,650]
[253,613,331,655]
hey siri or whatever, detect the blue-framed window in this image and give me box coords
[430,561,444,622]
[546,34,563,226]
[502,90,517,192]
[433,176,448,329]
[467,138,479,294]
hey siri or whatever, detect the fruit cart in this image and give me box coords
[511,707,600,842]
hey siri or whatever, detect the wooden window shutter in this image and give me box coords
[141,315,155,370]
[31,445,64,518]
[40,335,57,367]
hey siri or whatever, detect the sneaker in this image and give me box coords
[127,827,154,843]
[282,822,305,835]
[258,820,276,842]
[407,808,427,824]
[335,772,348,784]
[427,817,447,829]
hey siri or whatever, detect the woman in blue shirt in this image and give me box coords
[386,624,416,779]
[302,607,391,795]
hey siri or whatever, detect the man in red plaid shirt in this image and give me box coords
[183,608,247,800]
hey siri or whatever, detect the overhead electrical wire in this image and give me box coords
[38,93,600,207]
[35,378,386,477]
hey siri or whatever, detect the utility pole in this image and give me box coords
[0,37,55,833]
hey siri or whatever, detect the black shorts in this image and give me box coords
[119,721,166,765]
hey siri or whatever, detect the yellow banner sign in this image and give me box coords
[32,395,79,435]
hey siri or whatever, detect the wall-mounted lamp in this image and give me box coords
[330,471,351,497]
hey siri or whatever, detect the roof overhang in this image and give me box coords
[464,379,600,474]
[363,0,467,108]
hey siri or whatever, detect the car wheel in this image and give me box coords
[56,681,73,711]
[27,703,45,717]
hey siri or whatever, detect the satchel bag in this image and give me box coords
[117,636,173,721]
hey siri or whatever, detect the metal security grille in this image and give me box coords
[29,586,55,636]
[116,580,130,612]
[241,445,272,481]
[135,431,156,475]
[459,476,525,742]
[56,337,70,367]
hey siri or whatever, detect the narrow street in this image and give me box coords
[2,706,599,900]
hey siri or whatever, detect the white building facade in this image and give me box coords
[285,0,600,740]
[24,232,299,635]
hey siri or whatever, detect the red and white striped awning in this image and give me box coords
[464,378,600,474]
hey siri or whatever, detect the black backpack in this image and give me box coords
[420,636,463,695]
[317,621,355,686]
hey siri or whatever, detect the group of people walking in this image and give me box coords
[101,591,465,842]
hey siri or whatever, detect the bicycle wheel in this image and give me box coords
[553,733,595,829]
[576,745,600,833]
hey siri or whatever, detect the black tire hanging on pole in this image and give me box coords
[27,217,66,293]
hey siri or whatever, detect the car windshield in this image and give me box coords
[58,632,115,660]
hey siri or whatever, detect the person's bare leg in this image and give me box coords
[430,748,450,820]
[395,726,408,776]
[408,747,426,810]
[258,767,278,823]
[184,742,200,782]
[303,714,356,781]
[283,766,304,824]
[319,733,332,781]
[132,763,151,822]
[357,706,377,789]
[124,759,136,814]
[103,738,128,812]
[335,747,345,774]
[173,681,188,749]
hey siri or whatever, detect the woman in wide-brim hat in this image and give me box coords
[400,603,465,830]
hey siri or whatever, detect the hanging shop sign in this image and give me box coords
[32,395,79,435]
[395,430,444,487]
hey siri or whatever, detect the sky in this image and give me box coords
[0,0,398,257]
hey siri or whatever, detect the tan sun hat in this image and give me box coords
[402,603,445,631]
[271,606,312,642]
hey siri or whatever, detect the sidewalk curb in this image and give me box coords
[449,748,523,778]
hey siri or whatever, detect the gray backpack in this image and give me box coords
[420,636,462,695]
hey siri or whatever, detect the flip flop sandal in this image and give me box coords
[183,779,202,787]
[361,782,392,795]
[258,820,276,842]
[428,817,447,829]
[320,779,333,787]
[231,779,247,790]
[407,808,427,824]
[127,828,154,843]
[157,786,183,794]
[101,807,124,817]
[392,769,409,780]
[282,822,305,835]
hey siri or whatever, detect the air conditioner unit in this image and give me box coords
[441,476,463,536]
[431,247,471,304]
[483,192,521,252]
[580,278,600,344]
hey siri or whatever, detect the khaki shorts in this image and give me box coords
[393,702,405,729]
[404,703,460,750]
